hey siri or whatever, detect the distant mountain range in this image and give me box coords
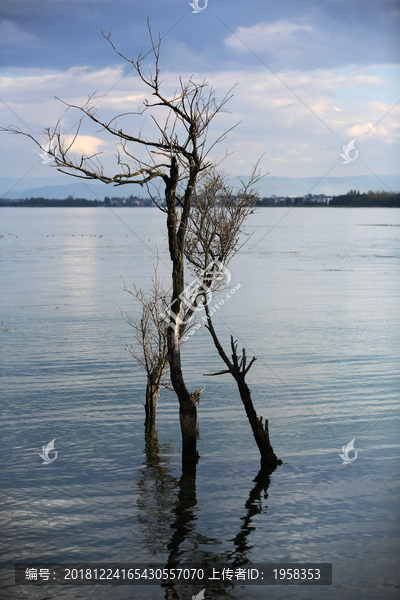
[1,174,399,200]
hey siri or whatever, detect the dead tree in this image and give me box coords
[1,24,236,467]
[185,168,281,471]
[204,332,280,471]
[121,265,203,427]
[121,268,171,425]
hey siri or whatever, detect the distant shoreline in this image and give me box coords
[2,203,400,208]
[1,191,399,208]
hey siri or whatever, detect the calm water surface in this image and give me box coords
[1,207,399,599]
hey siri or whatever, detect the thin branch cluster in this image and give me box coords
[184,163,264,293]
[121,270,171,390]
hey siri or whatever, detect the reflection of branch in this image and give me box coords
[224,469,271,565]
[163,462,239,600]
[136,420,178,558]
[167,465,197,562]
[136,426,272,598]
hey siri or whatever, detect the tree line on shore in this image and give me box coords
[329,190,400,207]
[2,189,399,207]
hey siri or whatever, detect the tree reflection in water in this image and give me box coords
[135,417,274,599]
[136,418,179,558]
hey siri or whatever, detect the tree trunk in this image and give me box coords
[144,407,158,461]
[165,157,199,468]
[144,379,158,424]
[167,326,199,467]
[236,375,280,470]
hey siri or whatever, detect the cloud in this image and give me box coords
[221,11,399,72]
[348,123,374,137]
[0,61,398,182]
[0,20,38,49]
[63,135,108,155]
[349,116,400,144]
[222,19,344,72]
[0,65,148,127]
[224,20,313,52]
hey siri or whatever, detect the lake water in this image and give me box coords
[1,207,399,600]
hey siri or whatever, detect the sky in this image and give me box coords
[0,0,399,198]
